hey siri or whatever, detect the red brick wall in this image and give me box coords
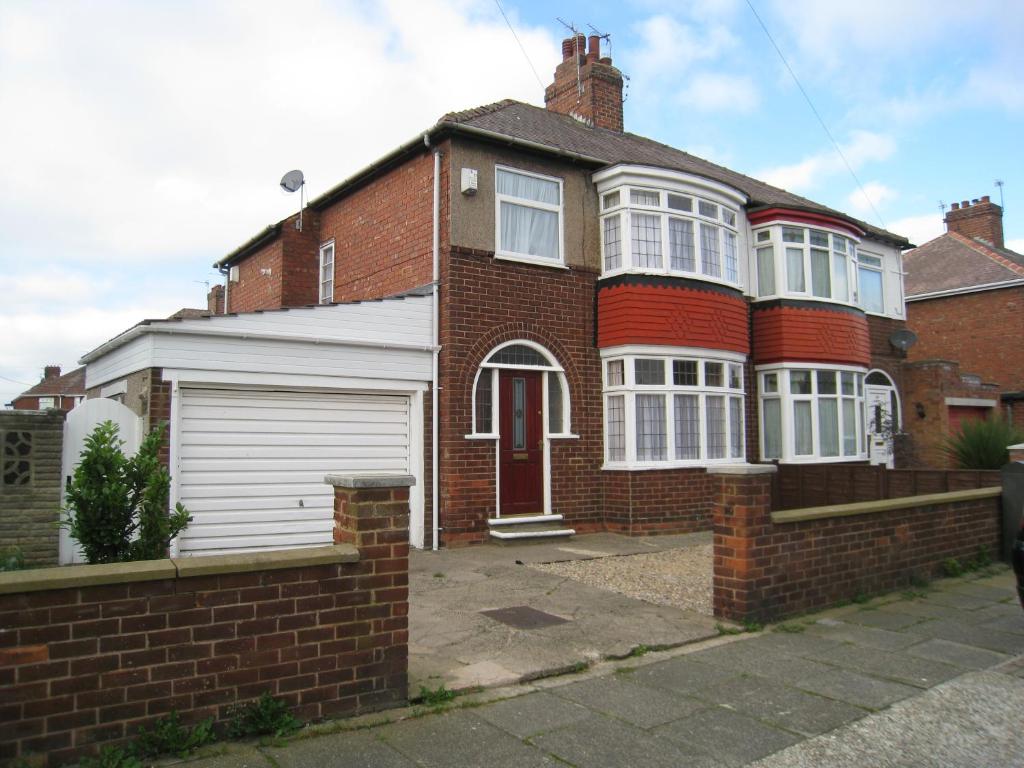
[597,280,749,353]
[603,469,713,535]
[226,238,284,313]
[907,287,1024,392]
[10,396,78,411]
[0,486,409,766]
[322,151,437,302]
[712,470,1000,622]
[439,247,604,544]
[752,303,870,366]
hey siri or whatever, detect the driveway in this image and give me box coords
[408,532,718,693]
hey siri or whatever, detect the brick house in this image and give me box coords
[902,196,1024,465]
[9,365,86,411]
[83,35,912,551]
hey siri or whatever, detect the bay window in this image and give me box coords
[600,185,741,287]
[495,166,563,264]
[759,366,866,463]
[604,350,746,467]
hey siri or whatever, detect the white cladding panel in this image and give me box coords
[177,388,410,556]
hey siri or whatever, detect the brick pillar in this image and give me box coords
[325,473,414,708]
[1009,443,1024,463]
[710,465,776,623]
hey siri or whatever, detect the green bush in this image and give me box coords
[133,711,216,759]
[62,421,191,564]
[226,692,301,739]
[79,746,142,768]
[943,416,1024,470]
[0,546,25,572]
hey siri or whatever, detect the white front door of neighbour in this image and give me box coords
[176,388,413,556]
[865,383,898,469]
[60,398,144,564]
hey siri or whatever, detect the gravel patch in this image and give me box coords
[529,545,713,615]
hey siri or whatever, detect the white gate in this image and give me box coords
[60,399,143,564]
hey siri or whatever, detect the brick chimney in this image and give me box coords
[545,34,624,132]
[43,365,61,380]
[944,195,1004,248]
[207,284,225,315]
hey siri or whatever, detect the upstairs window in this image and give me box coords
[600,184,740,287]
[496,166,563,264]
[755,225,855,304]
[319,242,334,304]
[857,253,884,314]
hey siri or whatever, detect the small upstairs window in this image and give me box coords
[319,242,334,304]
[495,167,563,264]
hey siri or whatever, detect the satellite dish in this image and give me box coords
[889,328,918,353]
[280,170,304,193]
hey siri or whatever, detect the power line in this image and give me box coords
[0,374,30,386]
[493,0,545,91]
[744,0,886,229]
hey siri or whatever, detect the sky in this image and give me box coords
[1,0,1022,406]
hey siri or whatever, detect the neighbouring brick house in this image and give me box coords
[86,34,912,551]
[9,365,85,411]
[903,196,1024,465]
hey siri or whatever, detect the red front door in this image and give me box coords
[499,370,544,515]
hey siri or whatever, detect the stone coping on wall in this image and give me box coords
[707,464,779,475]
[0,543,359,595]
[771,486,1002,524]
[324,473,416,488]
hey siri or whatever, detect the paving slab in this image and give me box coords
[750,670,1024,768]
[266,731,415,768]
[903,618,1024,654]
[653,706,802,767]
[550,672,707,728]
[183,746,273,768]
[791,667,921,710]
[626,655,744,695]
[409,533,720,692]
[747,629,851,657]
[381,709,558,768]
[806,619,922,651]
[837,607,926,631]
[904,638,1012,670]
[918,589,998,611]
[685,675,869,737]
[807,644,964,688]
[472,690,593,738]
[529,711,723,768]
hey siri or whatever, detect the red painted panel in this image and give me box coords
[752,305,870,366]
[747,208,864,238]
[597,284,749,353]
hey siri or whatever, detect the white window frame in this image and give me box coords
[752,223,857,306]
[757,363,868,464]
[601,345,746,469]
[319,241,335,304]
[599,185,741,289]
[494,165,565,268]
[855,250,885,315]
[466,339,574,439]
[37,396,55,409]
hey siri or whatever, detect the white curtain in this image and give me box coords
[723,231,738,282]
[606,395,625,462]
[832,253,849,301]
[794,401,813,455]
[729,396,744,458]
[497,169,559,203]
[819,398,840,456]
[700,223,721,277]
[669,218,695,271]
[706,395,726,459]
[604,215,622,270]
[632,213,662,268]
[757,247,775,296]
[674,394,700,459]
[858,267,883,313]
[811,248,830,298]
[787,247,805,291]
[842,398,857,455]
[762,398,782,459]
[636,394,667,461]
[500,201,558,259]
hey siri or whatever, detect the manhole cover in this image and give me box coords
[481,606,569,629]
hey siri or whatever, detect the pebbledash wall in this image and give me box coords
[0,476,411,767]
[711,466,1001,623]
[0,410,65,568]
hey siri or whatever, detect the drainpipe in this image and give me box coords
[218,265,230,314]
[428,136,441,551]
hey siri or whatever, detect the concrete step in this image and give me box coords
[487,514,564,527]
[488,527,576,544]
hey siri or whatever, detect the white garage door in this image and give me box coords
[177,388,410,556]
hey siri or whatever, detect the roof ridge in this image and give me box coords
[949,231,1024,277]
[440,98,520,124]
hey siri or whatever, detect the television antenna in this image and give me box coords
[995,179,1005,212]
[280,170,306,231]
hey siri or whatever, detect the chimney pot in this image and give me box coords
[545,30,624,132]
[561,37,574,60]
[981,195,990,203]
[961,200,970,208]
[971,198,980,205]
[951,202,960,210]
[587,35,600,63]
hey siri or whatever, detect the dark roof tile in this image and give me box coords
[904,231,1024,296]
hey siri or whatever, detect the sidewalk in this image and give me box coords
[186,567,1024,768]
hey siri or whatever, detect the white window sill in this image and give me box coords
[602,459,746,471]
[599,267,741,292]
[495,252,568,270]
[465,433,499,440]
[548,433,580,440]
[770,454,869,464]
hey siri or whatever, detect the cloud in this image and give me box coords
[678,73,759,113]
[628,14,737,89]
[1006,238,1024,254]
[888,213,944,247]
[847,182,897,216]
[757,130,896,192]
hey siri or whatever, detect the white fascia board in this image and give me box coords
[162,369,427,393]
[906,279,1024,302]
